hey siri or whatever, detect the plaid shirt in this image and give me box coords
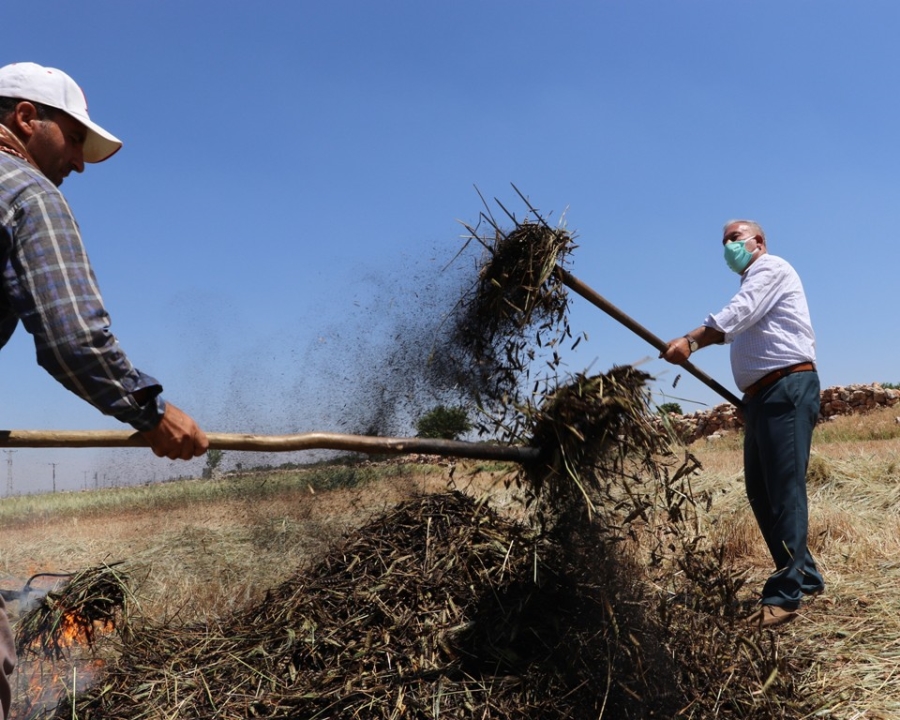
[0,152,165,431]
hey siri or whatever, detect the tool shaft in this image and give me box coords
[559,268,744,408]
[0,429,541,464]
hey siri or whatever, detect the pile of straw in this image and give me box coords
[49,492,686,719]
[37,487,824,720]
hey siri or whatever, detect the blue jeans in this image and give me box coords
[743,370,824,609]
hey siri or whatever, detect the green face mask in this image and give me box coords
[724,240,754,274]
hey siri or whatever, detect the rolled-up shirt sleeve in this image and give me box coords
[2,176,166,431]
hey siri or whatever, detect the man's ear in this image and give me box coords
[11,101,39,140]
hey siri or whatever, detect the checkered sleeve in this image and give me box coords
[3,178,165,430]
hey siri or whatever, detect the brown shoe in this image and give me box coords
[747,604,798,629]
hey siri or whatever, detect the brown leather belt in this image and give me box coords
[743,362,816,399]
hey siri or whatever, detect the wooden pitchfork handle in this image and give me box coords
[557,268,744,409]
[0,430,541,464]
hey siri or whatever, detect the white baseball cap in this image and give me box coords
[0,62,122,163]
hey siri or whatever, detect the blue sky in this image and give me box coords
[3,1,899,491]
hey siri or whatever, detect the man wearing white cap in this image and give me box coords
[0,62,209,717]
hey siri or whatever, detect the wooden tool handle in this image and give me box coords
[0,430,541,464]
[558,268,744,408]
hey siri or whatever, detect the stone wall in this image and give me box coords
[661,383,900,444]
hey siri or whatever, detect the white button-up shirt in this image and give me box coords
[703,254,816,392]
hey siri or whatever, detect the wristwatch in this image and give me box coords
[684,335,699,354]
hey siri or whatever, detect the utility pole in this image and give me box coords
[48,462,58,493]
[3,450,15,496]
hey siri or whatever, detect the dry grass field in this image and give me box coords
[691,407,900,719]
[1,405,899,718]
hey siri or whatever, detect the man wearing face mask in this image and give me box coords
[660,219,823,629]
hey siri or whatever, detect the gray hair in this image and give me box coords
[723,219,766,245]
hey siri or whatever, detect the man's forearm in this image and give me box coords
[684,325,725,351]
[660,325,725,365]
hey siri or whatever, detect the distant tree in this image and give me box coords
[657,402,683,416]
[416,405,472,440]
[204,449,225,479]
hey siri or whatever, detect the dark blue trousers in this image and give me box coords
[743,370,824,609]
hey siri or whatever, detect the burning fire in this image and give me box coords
[51,610,113,650]
[4,564,129,718]
[12,613,111,720]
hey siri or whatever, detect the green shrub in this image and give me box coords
[416,405,472,440]
[657,402,683,416]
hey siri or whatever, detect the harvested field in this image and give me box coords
[0,404,888,718]
[2,406,899,719]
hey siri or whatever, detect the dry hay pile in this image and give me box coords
[38,488,823,720]
[47,492,679,719]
